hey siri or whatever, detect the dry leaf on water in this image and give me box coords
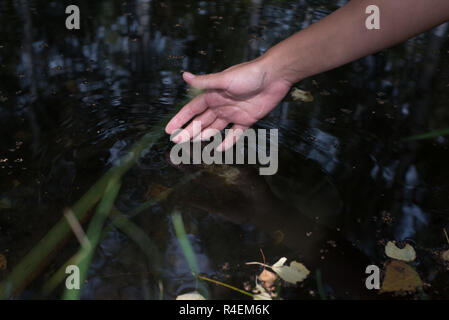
[271,257,310,284]
[0,254,6,271]
[380,260,423,293]
[176,291,206,300]
[385,241,416,262]
[259,269,277,291]
[291,88,314,102]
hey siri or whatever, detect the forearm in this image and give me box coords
[262,0,449,84]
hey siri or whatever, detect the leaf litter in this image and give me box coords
[380,260,423,293]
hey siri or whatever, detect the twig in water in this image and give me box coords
[64,209,91,251]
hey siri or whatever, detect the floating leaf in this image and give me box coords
[385,241,416,262]
[291,88,314,102]
[271,257,310,284]
[380,260,423,293]
[0,254,6,271]
[205,164,240,185]
[272,257,287,268]
[253,284,272,300]
[259,269,277,290]
[176,291,206,300]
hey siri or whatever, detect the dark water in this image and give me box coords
[1,0,449,299]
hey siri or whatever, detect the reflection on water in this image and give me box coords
[0,0,449,299]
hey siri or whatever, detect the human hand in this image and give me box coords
[165,57,292,151]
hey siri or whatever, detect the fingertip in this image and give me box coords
[165,123,174,134]
[183,72,196,81]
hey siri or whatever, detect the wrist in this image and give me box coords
[258,46,306,86]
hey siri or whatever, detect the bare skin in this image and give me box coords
[165,0,449,150]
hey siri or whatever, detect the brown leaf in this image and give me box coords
[380,260,423,293]
[259,269,277,291]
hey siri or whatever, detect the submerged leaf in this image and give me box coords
[0,198,11,210]
[442,250,449,262]
[385,241,416,262]
[291,88,314,102]
[272,230,285,245]
[205,165,240,185]
[146,184,171,200]
[0,254,6,271]
[271,257,310,284]
[176,291,206,300]
[380,260,423,293]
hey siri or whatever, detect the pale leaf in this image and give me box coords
[271,257,310,284]
[385,241,416,262]
[272,257,287,268]
[253,284,272,300]
[176,291,206,300]
[291,88,314,102]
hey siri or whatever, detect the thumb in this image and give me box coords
[183,71,227,90]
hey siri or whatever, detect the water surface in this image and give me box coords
[1,0,449,299]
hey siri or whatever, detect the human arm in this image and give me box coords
[165,0,449,150]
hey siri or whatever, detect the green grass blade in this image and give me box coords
[171,211,200,274]
[407,128,449,140]
[63,178,121,300]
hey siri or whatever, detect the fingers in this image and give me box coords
[183,71,228,90]
[216,124,248,152]
[172,109,217,143]
[166,70,229,134]
[165,94,208,134]
[193,118,229,142]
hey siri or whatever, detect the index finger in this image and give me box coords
[165,94,208,134]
